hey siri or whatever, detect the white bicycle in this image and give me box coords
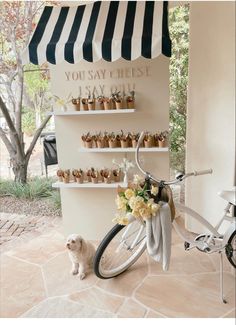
[93,132,236,303]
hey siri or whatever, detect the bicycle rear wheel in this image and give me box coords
[226,230,236,268]
[94,220,146,279]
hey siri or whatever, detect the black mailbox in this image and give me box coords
[43,135,58,176]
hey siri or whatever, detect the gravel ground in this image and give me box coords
[0,196,61,218]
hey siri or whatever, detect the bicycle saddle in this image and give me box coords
[218,187,236,205]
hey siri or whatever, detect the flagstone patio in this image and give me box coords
[0,224,235,318]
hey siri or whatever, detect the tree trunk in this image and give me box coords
[12,157,28,183]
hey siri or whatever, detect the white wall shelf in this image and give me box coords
[48,109,136,116]
[78,147,168,153]
[52,181,128,189]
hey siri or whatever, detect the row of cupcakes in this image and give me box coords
[71,91,135,111]
[81,131,169,149]
[57,168,122,184]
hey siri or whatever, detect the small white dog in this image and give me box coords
[66,234,96,280]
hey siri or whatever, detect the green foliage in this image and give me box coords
[49,190,61,210]
[169,5,190,172]
[0,177,54,199]
[24,68,50,100]
[22,107,36,136]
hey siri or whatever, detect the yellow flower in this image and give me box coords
[147,198,160,216]
[129,196,144,209]
[115,195,127,211]
[139,206,152,218]
[151,185,158,196]
[151,203,160,216]
[132,208,141,219]
[124,188,135,200]
[131,197,149,219]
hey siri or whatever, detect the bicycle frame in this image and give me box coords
[132,131,236,303]
[173,202,236,253]
[134,131,235,253]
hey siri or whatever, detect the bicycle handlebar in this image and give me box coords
[135,132,213,185]
[192,169,213,176]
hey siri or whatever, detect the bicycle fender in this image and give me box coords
[222,221,236,246]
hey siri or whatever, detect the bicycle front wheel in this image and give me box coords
[226,230,236,268]
[94,220,146,279]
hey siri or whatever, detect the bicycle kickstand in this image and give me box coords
[219,251,227,304]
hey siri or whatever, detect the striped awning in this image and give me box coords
[22,1,171,65]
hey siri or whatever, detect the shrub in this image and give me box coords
[0,177,54,199]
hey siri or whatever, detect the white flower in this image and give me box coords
[113,158,134,173]
[151,185,158,196]
[133,174,145,185]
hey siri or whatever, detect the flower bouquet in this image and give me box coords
[97,95,105,110]
[158,131,168,147]
[88,93,95,110]
[108,132,117,148]
[113,181,160,225]
[112,91,124,109]
[57,169,64,182]
[120,130,131,148]
[91,168,99,183]
[81,98,88,111]
[71,97,80,111]
[103,97,111,110]
[86,169,92,183]
[72,169,84,183]
[99,169,105,182]
[112,169,121,182]
[130,132,140,148]
[95,132,105,148]
[63,169,70,183]
[103,169,111,184]
[103,132,109,147]
[81,132,93,148]
[126,90,135,109]
[143,132,154,148]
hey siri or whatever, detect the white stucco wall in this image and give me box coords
[186,1,235,233]
[50,56,170,239]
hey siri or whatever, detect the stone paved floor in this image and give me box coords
[0,212,61,252]
[0,223,235,318]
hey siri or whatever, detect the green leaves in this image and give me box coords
[0,177,54,199]
[169,5,190,172]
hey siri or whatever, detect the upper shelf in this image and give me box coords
[78,147,168,153]
[48,109,136,116]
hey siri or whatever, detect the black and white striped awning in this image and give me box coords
[22,1,171,65]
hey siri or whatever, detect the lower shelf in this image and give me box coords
[52,181,128,189]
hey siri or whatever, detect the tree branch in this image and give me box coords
[26,115,51,161]
[0,95,24,159]
[0,127,16,157]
